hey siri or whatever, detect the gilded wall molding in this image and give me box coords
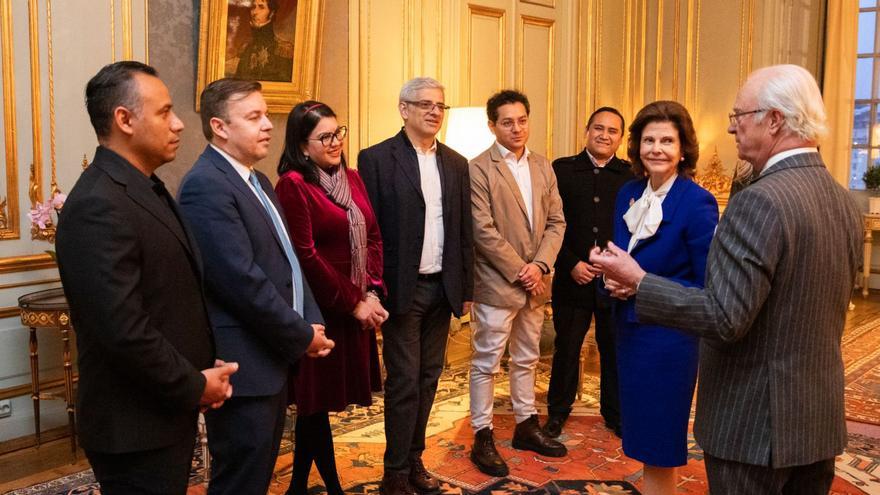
[0,277,59,290]
[27,0,43,205]
[517,15,555,158]
[684,0,701,114]
[654,0,664,101]
[121,0,132,60]
[110,0,115,61]
[0,254,55,274]
[672,0,681,97]
[143,0,149,63]
[0,0,19,240]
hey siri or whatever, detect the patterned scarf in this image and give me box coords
[317,165,368,291]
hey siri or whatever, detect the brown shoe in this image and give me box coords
[512,415,567,457]
[470,427,509,477]
[380,472,416,495]
[408,457,440,494]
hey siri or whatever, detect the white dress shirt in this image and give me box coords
[211,144,289,237]
[415,141,444,274]
[497,142,533,229]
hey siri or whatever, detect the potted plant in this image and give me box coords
[864,165,880,214]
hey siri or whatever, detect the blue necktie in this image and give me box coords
[248,171,304,313]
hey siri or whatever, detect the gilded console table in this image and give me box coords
[18,287,76,457]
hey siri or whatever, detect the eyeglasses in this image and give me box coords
[309,126,347,146]
[497,117,529,130]
[728,109,766,126]
[404,100,451,112]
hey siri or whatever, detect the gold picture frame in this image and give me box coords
[196,0,322,114]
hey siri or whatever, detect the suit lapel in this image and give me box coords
[527,153,543,234]
[491,146,530,226]
[204,147,287,253]
[436,146,451,222]
[93,148,194,259]
[391,133,424,201]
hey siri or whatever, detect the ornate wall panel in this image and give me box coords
[0,0,147,443]
[465,5,506,106]
[517,15,554,156]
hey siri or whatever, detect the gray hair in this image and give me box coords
[753,64,827,141]
[399,77,445,102]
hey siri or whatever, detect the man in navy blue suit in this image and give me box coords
[178,78,335,495]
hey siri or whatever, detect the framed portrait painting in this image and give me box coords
[197,0,321,113]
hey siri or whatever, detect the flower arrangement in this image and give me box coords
[28,191,66,253]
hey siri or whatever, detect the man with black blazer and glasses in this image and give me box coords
[358,77,474,495]
[56,61,237,494]
[545,107,632,439]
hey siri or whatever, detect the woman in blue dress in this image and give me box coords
[608,100,718,494]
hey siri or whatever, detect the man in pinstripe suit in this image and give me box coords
[590,64,862,494]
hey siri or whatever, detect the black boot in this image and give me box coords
[542,414,567,438]
[470,427,509,477]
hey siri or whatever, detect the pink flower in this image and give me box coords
[50,192,66,209]
[28,200,53,229]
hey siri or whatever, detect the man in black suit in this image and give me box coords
[56,61,237,494]
[358,77,474,495]
[178,79,334,495]
[545,107,632,439]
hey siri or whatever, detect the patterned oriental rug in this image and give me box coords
[843,313,880,425]
[9,361,880,495]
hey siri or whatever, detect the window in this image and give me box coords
[852,0,880,189]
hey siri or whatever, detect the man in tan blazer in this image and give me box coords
[468,89,567,477]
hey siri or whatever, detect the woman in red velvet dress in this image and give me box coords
[275,101,389,495]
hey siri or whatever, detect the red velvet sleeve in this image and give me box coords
[275,173,362,314]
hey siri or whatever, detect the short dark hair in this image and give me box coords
[85,61,158,139]
[627,100,699,178]
[277,101,344,183]
[199,78,262,140]
[261,0,279,13]
[486,89,530,122]
[587,106,625,132]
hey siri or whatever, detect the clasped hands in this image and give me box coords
[352,294,389,331]
[518,262,546,296]
[587,242,647,301]
[200,359,238,412]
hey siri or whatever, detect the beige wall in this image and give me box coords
[0,0,836,442]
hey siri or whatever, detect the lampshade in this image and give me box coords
[444,107,495,160]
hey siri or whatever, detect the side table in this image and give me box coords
[863,213,880,297]
[18,287,76,457]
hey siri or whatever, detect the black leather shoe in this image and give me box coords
[542,414,566,438]
[380,472,416,495]
[470,427,509,477]
[512,415,567,457]
[409,457,440,494]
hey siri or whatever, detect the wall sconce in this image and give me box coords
[444,107,495,160]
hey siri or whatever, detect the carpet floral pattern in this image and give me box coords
[7,361,880,494]
[843,314,880,425]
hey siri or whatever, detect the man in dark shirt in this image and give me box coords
[545,107,633,439]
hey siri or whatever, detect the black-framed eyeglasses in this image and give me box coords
[728,109,766,126]
[404,100,451,112]
[309,126,348,146]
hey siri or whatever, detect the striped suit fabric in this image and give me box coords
[635,151,862,468]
